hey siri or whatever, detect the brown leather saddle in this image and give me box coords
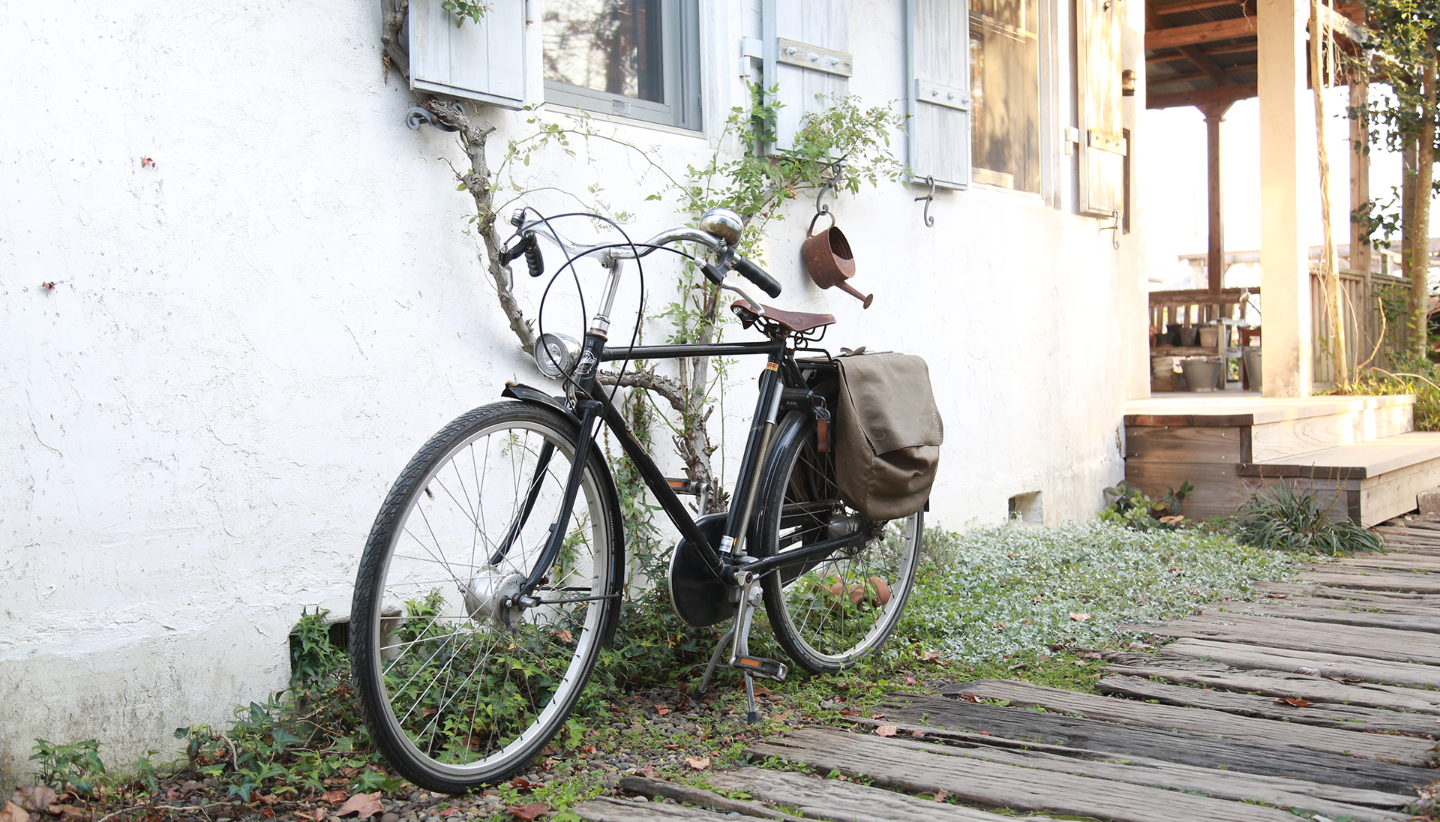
[731,300,836,333]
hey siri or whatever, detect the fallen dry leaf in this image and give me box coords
[507,803,549,821]
[685,756,711,771]
[335,792,384,818]
[1073,660,1090,667]
[656,706,671,715]
[1079,651,1103,659]
[911,730,926,738]
[958,693,981,703]
[874,725,899,737]
[300,808,326,822]
[1265,593,1288,599]
[2,801,29,822]
[1275,697,1312,708]
[904,676,917,685]
[933,789,949,802]
[510,777,540,790]
[635,764,657,778]
[1068,612,1090,622]
[321,789,348,804]
[871,712,886,719]
[47,804,88,822]
[12,786,56,812]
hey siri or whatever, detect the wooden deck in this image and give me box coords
[576,532,1440,822]
[1123,394,1440,524]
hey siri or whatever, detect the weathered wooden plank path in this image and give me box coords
[575,525,1440,822]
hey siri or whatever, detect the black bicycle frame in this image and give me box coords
[516,331,866,597]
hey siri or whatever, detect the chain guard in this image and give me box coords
[667,513,737,627]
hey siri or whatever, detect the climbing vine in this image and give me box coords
[379,1,903,511]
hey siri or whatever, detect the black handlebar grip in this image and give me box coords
[499,232,545,277]
[733,256,782,299]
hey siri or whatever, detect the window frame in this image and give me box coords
[967,0,1044,195]
[541,0,703,132]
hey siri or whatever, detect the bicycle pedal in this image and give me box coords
[730,655,788,682]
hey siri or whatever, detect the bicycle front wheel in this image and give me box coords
[351,401,621,793]
[756,413,923,674]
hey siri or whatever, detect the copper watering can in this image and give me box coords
[802,211,873,308]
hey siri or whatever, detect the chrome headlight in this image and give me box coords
[533,333,581,379]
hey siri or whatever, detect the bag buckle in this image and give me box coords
[810,397,832,453]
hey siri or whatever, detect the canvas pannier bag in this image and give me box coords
[833,353,943,521]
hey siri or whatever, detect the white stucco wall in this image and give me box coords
[0,0,1141,785]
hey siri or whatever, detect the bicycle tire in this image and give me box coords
[755,412,923,674]
[351,401,622,793]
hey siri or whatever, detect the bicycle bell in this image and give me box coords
[698,208,743,245]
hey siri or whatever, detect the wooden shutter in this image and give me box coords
[906,0,972,190]
[1076,0,1125,216]
[762,0,852,152]
[408,0,526,109]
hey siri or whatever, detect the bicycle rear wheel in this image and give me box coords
[756,413,923,674]
[351,401,621,793]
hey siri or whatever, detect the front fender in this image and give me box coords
[500,382,627,647]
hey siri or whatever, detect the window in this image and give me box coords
[969,0,1041,192]
[542,0,702,131]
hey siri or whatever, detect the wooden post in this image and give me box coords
[1311,0,1347,386]
[1204,103,1232,297]
[1350,82,1371,277]
[1258,0,1314,397]
[1350,80,1373,357]
[1402,142,1416,283]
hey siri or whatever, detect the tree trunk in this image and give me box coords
[1312,0,1348,384]
[1411,45,1437,359]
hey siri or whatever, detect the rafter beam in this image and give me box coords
[1147,82,1258,109]
[1146,17,1256,50]
[1180,44,1235,84]
[1154,0,1245,15]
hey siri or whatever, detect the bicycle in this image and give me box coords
[349,206,927,793]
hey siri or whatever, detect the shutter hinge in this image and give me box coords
[740,37,763,78]
[915,79,970,111]
[776,38,853,78]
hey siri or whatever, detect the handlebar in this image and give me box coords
[503,208,782,300]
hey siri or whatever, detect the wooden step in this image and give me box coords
[1240,431,1440,479]
[1125,395,1415,461]
[1123,396,1430,524]
[1240,433,1440,525]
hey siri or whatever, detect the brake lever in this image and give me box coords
[720,279,766,316]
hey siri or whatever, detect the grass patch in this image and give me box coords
[893,522,1298,666]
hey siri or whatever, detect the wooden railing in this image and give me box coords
[1310,267,1409,383]
[1147,270,1411,387]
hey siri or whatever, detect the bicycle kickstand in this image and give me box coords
[726,574,789,723]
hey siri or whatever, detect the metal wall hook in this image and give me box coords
[405,103,464,132]
[815,161,844,215]
[914,175,936,228]
[1100,209,1121,249]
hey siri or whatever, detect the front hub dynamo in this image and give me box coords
[463,566,527,629]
